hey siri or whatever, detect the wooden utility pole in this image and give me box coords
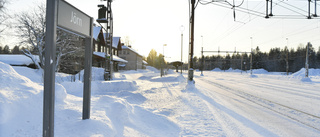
[188,0,195,82]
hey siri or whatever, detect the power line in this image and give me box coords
[276,0,308,14]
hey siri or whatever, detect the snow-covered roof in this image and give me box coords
[93,52,128,63]
[113,37,121,49]
[93,26,102,40]
[122,45,143,57]
[143,60,148,65]
[103,33,121,49]
[0,54,39,66]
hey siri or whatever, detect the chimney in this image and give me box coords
[128,45,132,48]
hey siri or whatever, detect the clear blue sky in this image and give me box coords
[3,0,320,62]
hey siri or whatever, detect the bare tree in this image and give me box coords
[56,30,84,72]
[16,4,46,70]
[0,0,8,34]
[16,3,83,73]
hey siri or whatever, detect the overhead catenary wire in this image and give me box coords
[195,0,320,56]
[200,0,320,20]
[276,0,309,14]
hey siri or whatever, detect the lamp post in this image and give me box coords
[250,37,253,75]
[180,25,185,74]
[286,38,289,75]
[201,36,204,76]
[161,44,167,77]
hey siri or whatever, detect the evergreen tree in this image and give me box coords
[316,47,320,68]
[251,46,263,69]
[222,54,231,70]
[11,45,21,54]
[3,45,9,54]
[146,49,166,69]
[147,49,157,67]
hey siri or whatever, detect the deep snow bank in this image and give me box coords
[292,68,320,77]
[1,62,184,136]
[210,68,269,74]
[291,68,320,82]
[0,62,68,136]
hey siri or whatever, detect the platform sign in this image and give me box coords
[57,0,91,37]
[44,0,93,136]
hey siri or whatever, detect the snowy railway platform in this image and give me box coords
[1,61,320,136]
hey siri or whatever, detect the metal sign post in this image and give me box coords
[83,35,93,119]
[43,0,93,136]
[43,0,58,136]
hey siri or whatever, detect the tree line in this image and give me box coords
[192,43,320,73]
[146,49,166,69]
[0,45,26,54]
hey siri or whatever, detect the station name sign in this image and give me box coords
[57,0,91,37]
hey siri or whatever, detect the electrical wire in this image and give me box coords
[276,0,308,14]
[193,0,320,55]
[274,2,308,16]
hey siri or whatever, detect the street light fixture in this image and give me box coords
[180,25,185,74]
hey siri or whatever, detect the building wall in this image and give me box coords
[119,49,143,70]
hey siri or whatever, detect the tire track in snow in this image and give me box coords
[197,77,320,132]
[194,78,280,136]
[160,78,226,136]
[225,77,320,100]
[138,74,225,136]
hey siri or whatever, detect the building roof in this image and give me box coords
[121,45,143,57]
[93,26,102,40]
[103,33,121,49]
[93,52,128,63]
[112,37,122,50]
[0,54,39,66]
[143,60,148,65]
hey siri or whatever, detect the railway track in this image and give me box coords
[197,77,320,131]
[229,78,320,100]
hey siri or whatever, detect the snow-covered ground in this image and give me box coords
[1,61,320,136]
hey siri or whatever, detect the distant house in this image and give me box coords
[0,54,38,69]
[92,26,127,72]
[92,26,105,53]
[142,60,148,69]
[118,45,145,70]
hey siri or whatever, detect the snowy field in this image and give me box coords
[1,61,320,136]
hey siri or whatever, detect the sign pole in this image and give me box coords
[82,18,93,119]
[43,0,58,136]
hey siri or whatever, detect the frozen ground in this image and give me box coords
[1,61,320,136]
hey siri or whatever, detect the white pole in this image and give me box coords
[250,37,253,75]
[305,42,310,78]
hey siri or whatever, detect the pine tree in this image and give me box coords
[0,46,3,54]
[147,49,157,67]
[11,45,21,54]
[3,45,9,54]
